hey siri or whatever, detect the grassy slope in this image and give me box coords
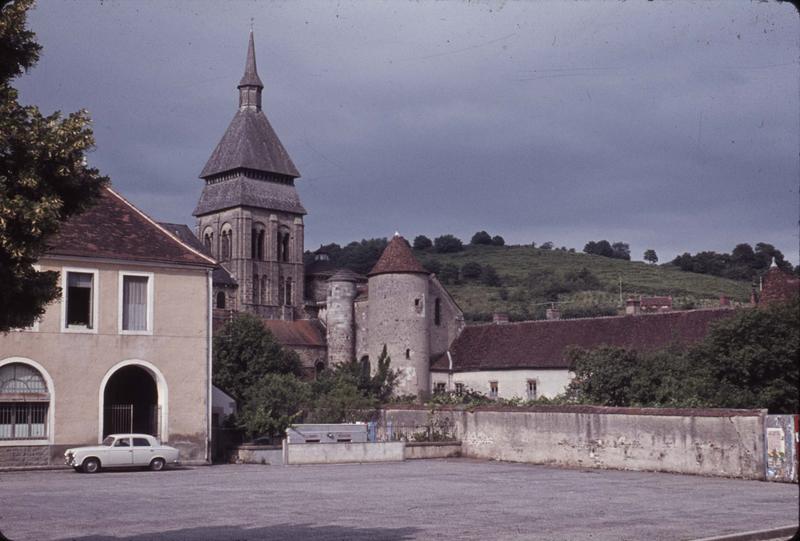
[416,245,751,320]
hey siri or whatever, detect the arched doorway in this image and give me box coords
[102,365,158,437]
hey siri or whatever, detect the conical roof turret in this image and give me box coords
[368,234,428,276]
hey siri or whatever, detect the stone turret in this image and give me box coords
[326,269,363,366]
[366,234,431,397]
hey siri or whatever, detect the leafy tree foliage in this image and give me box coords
[523,267,601,301]
[460,261,482,280]
[584,240,630,260]
[421,258,441,275]
[310,346,398,423]
[481,264,501,287]
[643,249,658,264]
[1,0,107,331]
[565,299,799,413]
[672,242,792,281]
[413,235,432,250]
[540,241,554,250]
[434,234,464,253]
[237,373,311,439]
[470,230,492,245]
[491,235,505,246]
[213,313,302,402]
[438,263,460,285]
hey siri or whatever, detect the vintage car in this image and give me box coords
[64,433,180,473]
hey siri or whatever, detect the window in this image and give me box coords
[62,268,99,332]
[203,228,213,253]
[220,224,232,261]
[0,363,49,441]
[257,230,265,260]
[454,382,464,396]
[119,272,153,334]
[405,349,411,360]
[216,291,226,309]
[527,379,538,400]
[434,382,446,394]
[285,277,293,305]
[133,437,151,447]
[434,298,441,326]
[277,228,290,262]
[489,381,498,399]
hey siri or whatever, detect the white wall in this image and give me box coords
[430,369,573,399]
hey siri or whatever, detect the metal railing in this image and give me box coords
[0,402,48,440]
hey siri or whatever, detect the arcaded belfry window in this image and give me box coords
[66,271,94,328]
[121,275,150,331]
[0,363,49,440]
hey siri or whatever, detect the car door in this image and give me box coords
[132,437,155,465]
[105,436,134,467]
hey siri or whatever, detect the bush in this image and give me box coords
[237,373,311,439]
[461,261,483,280]
[470,231,492,245]
[481,265,502,287]
[434,234,464,253]
[438,263,460,284]
[413,235,432,250]
[422,259,441,275]
[491,235,505,246]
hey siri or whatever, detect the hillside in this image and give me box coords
[413,245,751,322]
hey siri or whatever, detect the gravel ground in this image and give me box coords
[1,459,797,541]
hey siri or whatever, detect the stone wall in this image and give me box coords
[0,445,50,467]
[381,405,767,479]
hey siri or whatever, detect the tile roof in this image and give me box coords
[431,308,737,372]
[368,235,427,276]
[193,173,306,216]
[159,222,237,286]
[641,296,672,307]
[200,109,300,179]
[263,319,326,348]
[47,186,215,267]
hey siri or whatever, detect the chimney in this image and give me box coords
[625,297,641,315]
[545,306,561,320]
[492,312,510,325]
[719,295,730,307]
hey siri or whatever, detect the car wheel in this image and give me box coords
[83,458,100,474]
[149,458,165,472]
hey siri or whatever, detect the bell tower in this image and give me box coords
[194,31,305,320]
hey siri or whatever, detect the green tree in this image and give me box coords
[491,235,505,246]
[470,230,492,245]
[1,0,107,331]
[237,373,311,439]
[691,298,799,413]
[643,249,658,264]
[461,261,482,280]
[434,234,463,253]
[412,235,432,250]
[438,263,460,285]
[565,346,640,406]
[213,313,302,402]
[481,264,501,287]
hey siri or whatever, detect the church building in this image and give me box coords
[191,33,465,396]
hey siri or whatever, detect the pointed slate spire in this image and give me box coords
[238,31,263,110]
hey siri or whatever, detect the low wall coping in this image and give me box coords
[236,444,283,451]
[383,404,766,417]
[405,441,461,448]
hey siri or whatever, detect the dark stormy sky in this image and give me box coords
[17,1,800,264]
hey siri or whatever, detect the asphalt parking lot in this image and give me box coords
[1,459,797,541]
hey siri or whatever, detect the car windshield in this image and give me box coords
[102,436,115,446]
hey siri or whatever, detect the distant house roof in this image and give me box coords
[263,319,326,348]
[641,296,672,308]
[759,266,799,306]
[159,222,237,286]
[47,186,215,268]
[368,235,427,276]
[431,309,737,372]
